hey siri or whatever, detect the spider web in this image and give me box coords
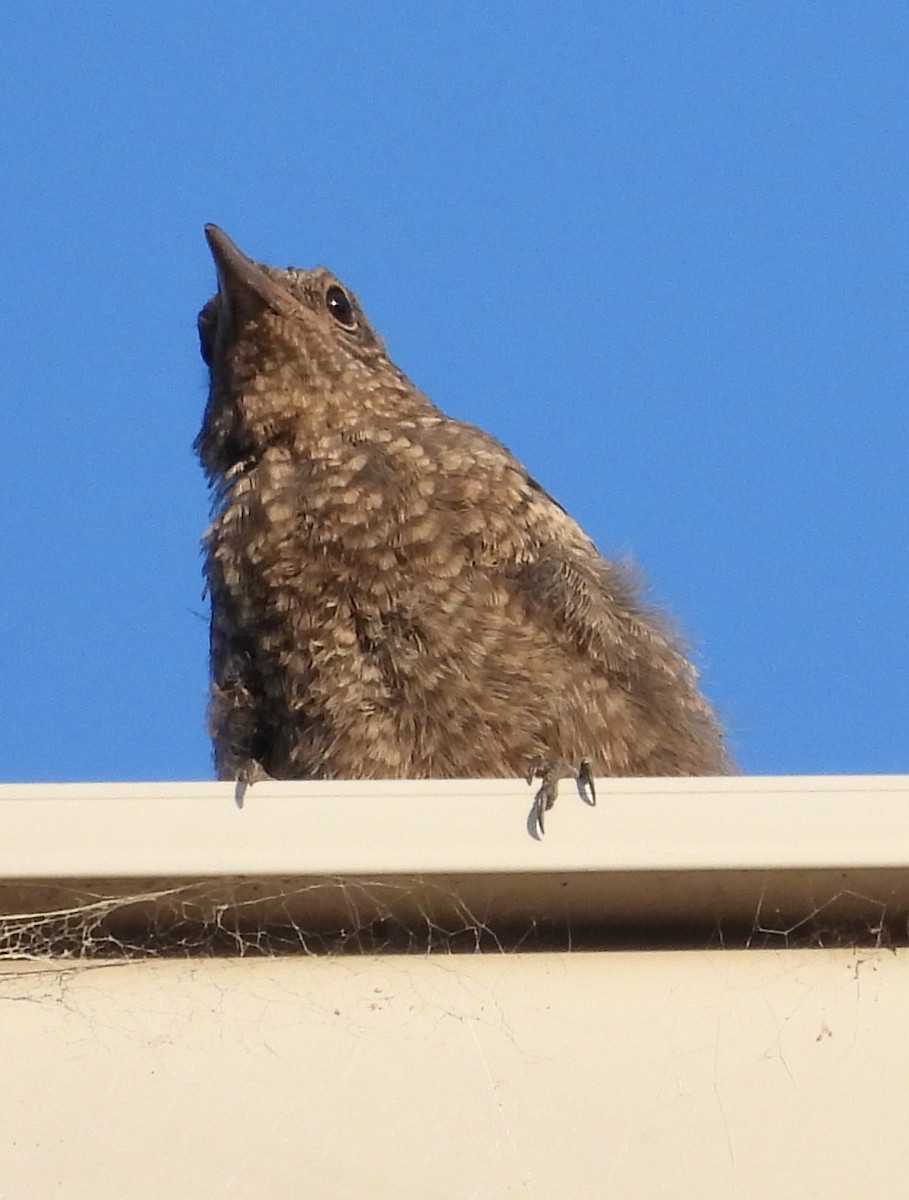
[1,871,906,960]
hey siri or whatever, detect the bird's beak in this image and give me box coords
[204,225,297,318]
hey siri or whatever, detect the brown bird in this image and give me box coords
[196,225,732,832]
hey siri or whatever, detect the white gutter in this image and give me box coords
[0,775,906,949]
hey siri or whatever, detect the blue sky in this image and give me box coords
[2,6,906,782]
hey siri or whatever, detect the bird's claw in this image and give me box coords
[527,755,558,835]
[577,756,596,807]
[527,755,595,835]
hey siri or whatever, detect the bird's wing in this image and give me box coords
[417,416,731,774]
[418,414,649,621]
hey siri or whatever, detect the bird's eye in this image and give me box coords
[326,284,357,329]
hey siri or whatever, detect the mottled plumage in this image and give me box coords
[196,226,731,827]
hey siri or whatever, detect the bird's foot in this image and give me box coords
[236,758,275,785]
[526,755,596,835]
[232,759,275,807]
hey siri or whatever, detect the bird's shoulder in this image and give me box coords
[405,413,591,547]
[406,414,664,649]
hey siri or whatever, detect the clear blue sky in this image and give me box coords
[2,6,906,782]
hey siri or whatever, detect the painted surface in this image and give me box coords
[1,949,904,1198]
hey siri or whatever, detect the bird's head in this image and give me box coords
[196,225,399,478]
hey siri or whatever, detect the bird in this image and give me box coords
[196,225,732,833]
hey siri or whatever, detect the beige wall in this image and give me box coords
[2,948,907,1199]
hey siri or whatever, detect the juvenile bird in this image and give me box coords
[196,226,732,832]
